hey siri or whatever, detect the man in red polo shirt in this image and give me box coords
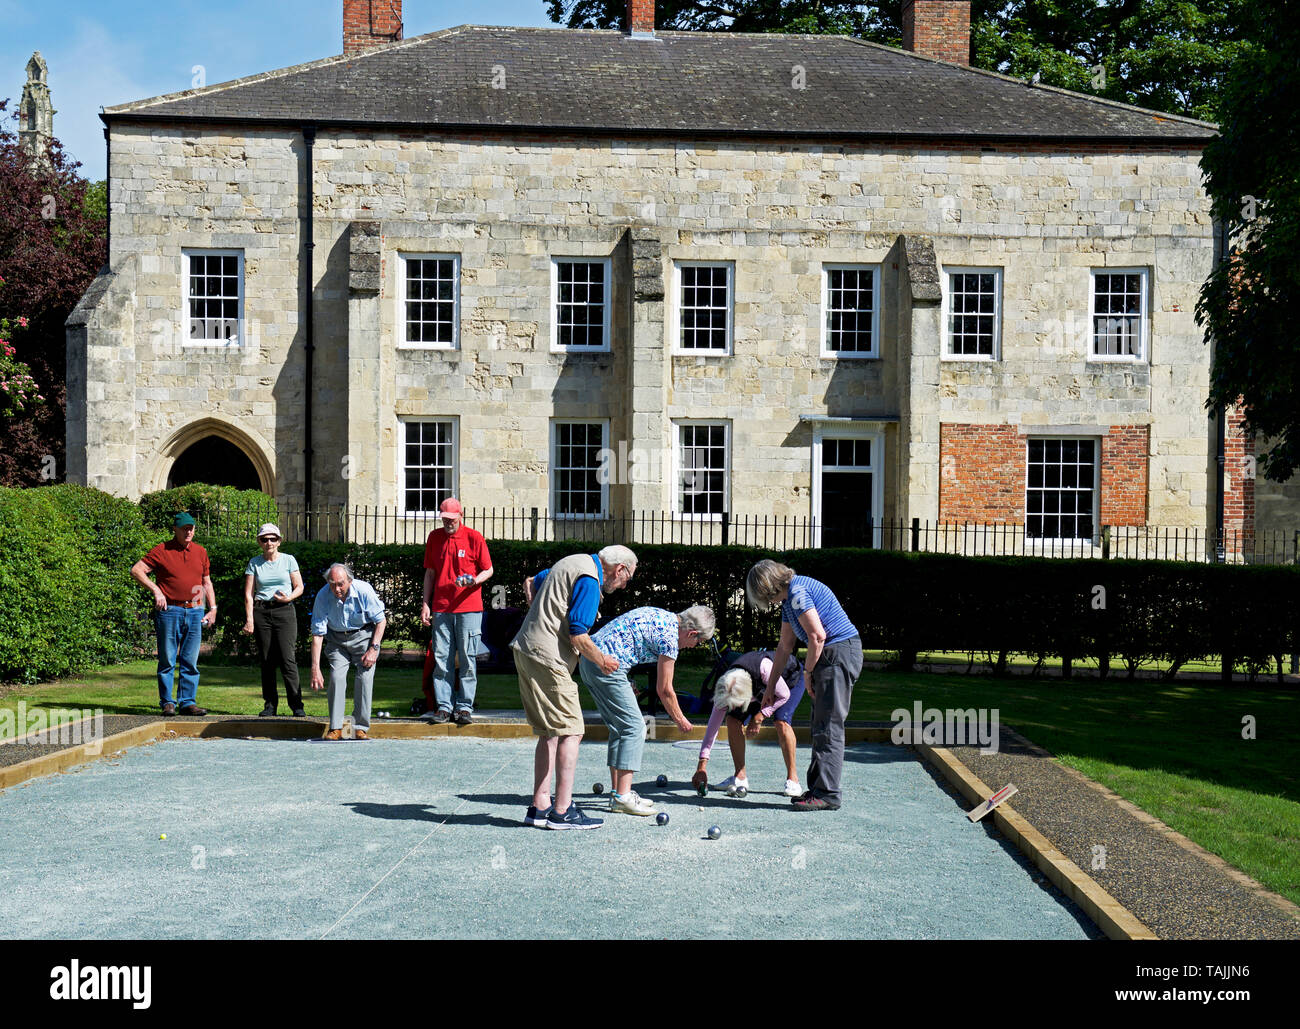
[419,498,493,725]
[130,512,216,716]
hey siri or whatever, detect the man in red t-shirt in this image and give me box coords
[419,498,493,725]
[130,512,216,716]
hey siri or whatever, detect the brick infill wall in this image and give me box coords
[940,422,1150,527]
[1223,405,1255,548]
[939,424,1024,522]
[1099,425,1148,526]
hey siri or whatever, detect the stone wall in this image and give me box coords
[77,123,1217,534]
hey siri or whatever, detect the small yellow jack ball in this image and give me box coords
[159,834,166,840]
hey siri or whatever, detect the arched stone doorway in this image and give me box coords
[167,436,262,490]
[151,419,275,495]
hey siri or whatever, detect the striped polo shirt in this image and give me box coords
[781,576,858,645]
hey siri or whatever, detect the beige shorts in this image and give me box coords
[513,647,585,738]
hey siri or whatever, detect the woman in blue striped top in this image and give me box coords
[745,560,863,811]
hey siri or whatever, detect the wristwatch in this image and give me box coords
[368,642,380,653]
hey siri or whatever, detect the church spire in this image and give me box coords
[19,52,56,172]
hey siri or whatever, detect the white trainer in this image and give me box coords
[718,775,750,797]
[784,779,803,798]
[609,790,656,816]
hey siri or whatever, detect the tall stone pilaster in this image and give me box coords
[345,220,384,507]
[65,256,138,496]
[625,227,668,512]
[894,234,942,523]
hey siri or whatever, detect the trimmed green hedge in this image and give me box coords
[138,484,277,538]
[4,488,1293,682]
[784,549,1300,678]
[0,485,152,681]
[198,539,1300,678]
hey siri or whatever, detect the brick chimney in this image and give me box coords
[627,0,655,37]
[344,0,403,56]
[902,0,970,65]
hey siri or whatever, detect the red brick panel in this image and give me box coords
[1100,425,1149,526]
[939,423,1024,522]
[344,0,403,56]
[902,1,971,65]
[1223,405,1255,540]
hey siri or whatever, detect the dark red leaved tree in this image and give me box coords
[0,97,107,486]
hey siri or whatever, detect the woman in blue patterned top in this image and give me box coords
[745,560,862,811]
[578,605,716,816]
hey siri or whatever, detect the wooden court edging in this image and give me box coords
[0,723,169,794]
[916,742,1158,941]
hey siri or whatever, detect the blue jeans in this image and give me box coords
[432,611,482,713]
[156,605,203,709]
[578,657,645,772]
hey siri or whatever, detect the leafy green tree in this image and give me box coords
[546,2,1254,122]
[1196,4,1300,481]
[81,179,107,222]
[545,0,893,36]
[975,0,1254,123]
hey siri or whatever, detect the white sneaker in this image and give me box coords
[784,779,803,798]
[609,790,656,816]
[718,775,749,797]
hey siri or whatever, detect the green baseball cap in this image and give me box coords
[172,512,196,527]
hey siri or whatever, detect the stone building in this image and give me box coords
[67,0,1289,548]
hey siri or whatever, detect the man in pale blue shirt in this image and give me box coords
[310,563,387,740]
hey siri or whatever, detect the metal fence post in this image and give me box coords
[721,510,730,547]
[530,507,539,542]
[1101,525,1110,561]
[910,517,919,552]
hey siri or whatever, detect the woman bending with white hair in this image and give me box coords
[690,651,805,798]
[577,605,714,815]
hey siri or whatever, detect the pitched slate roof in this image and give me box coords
[102,25,1216,144]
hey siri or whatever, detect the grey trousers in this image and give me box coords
[806,637,864,805]
[324,628,375,731]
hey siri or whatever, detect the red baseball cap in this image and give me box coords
[439,497,463,515]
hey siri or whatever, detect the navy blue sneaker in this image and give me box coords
[546,803,603,830]
[524,804,553,827]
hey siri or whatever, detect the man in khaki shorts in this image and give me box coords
[512,545,636,830]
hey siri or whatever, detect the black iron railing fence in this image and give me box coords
[192,503,1300,565]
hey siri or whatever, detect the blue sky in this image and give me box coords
[1,1,560,180]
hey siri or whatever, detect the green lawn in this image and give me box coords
[3,655,1297,906]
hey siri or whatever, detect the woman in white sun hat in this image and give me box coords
[242,523,305,716]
